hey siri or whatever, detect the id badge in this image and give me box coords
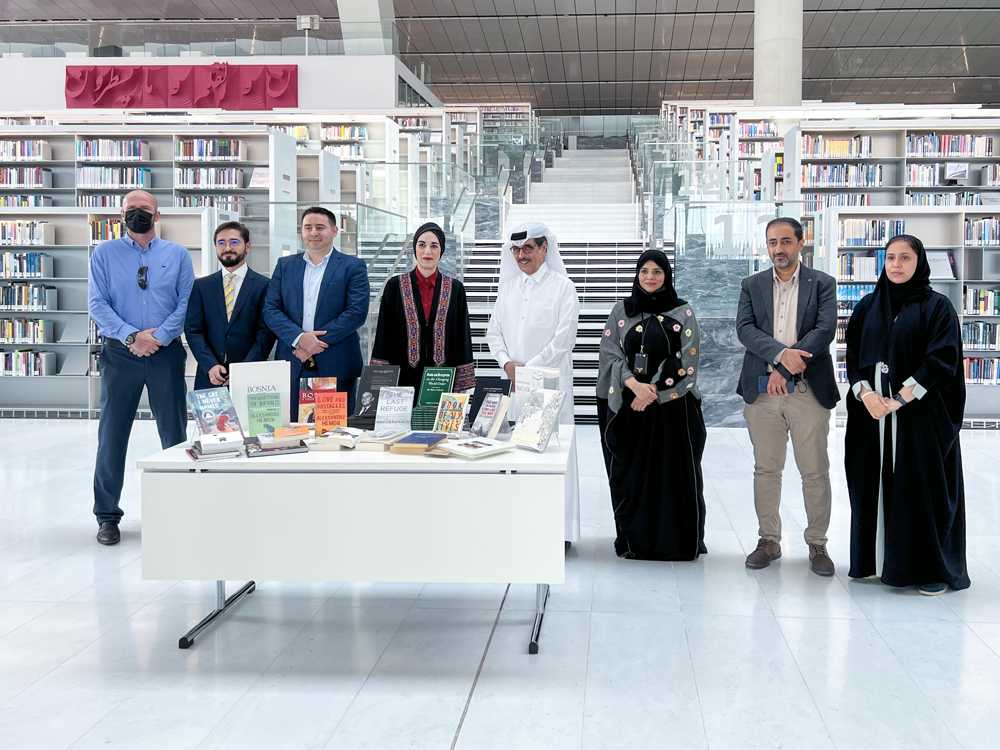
[634,353,649,375]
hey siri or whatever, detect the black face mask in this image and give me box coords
[124,207,155,234]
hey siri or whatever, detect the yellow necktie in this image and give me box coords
[224,273,236,322]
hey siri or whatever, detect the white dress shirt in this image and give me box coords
[293,251,330,348]
[221,262,248,304]
[485,260,580,424]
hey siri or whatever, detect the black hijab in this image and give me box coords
[413,222,446,257]
[623,249,685,316]
[858,234,934,369]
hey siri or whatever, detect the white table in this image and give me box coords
[138,427,572,653]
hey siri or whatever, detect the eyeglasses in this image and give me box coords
[510,244,540,256]
[216,238,244,249]
[138,266,148,291]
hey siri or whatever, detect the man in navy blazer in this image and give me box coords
[185,221,275,391]
[736,217,839,577]
[264,206,370,419]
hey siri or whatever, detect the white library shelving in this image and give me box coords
[815,205,1000,419]
[0,205,232,415]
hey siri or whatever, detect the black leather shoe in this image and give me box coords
[97,521,120,545]
[698,542,708,555]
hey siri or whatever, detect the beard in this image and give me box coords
[771,254,794,269]
[219,250,247,268]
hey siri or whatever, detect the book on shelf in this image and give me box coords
[321,125,367,140]
[837,252,885,282]
[926,251,957,280]
[511,388,565,453]
[0,167,52,188]
[906,192,983,206]
[313,390,348,436]
[432,392,469,438]
[838,219,905,247]
[836,284,876,309]
[175,139,247,162]
[90,219,124,244]
[374,386,414,433]
[188,387,244,445]
[965,357,999,385]
[0,317,53,344]
[802,164,883,188]
[76,166,151,189]
[229,360,291,437]
[324,144,364,159]
[298,376,338,423]
[0,140,51,161]
[1,251,53,277]
[442,437,516,460]
[388,431,448,455]
[739,121,779,137]
[272,125,311,141]
[0,222,54,248]
[962,321,1000,351]
[77,138,150,162]
[836,320,848,345]
[88,319,100,343]
[468,392,511,440]
[89,350,100,376]
[800,134,872,158]
[984,165,1000,187]
[467,376,512,425]
[965,217,1000,246]
[964,287,1000,315]
[174,167,244,189]
[0,195,52,207]
[1,348,56,376]
[906,133,994,158]
[0,283,56,311]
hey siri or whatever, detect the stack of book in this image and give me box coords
[412,367,454,430]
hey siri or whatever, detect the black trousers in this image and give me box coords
[93,340,187,524]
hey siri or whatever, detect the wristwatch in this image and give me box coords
[125,332,137,346]
[893,393,908,407]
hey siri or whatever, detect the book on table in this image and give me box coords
[467,376,511,424]
[355,428,411,452]
[469,392,510,439]
[187,387,244,453]
[442,436,516,460]
[432,392,470,438]
[511,388,565,453]
[313,390,348,436]
[309,426,366,450]
[417,366,456,407]
[185,447,241,462]
[229,360,291,437]
[352,364,401,419]
[374,386,414,434]
[388,431,449,455]
[245,439,309,458]
[257,424,310,448]
[298,376,337,423]
[513,365,560,419]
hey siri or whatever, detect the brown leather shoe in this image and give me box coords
[809,544,835,576]
[745,538,781,569]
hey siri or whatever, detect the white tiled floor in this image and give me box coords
[0,419,998,749]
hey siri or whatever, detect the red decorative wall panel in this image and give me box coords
[65,63,298,110]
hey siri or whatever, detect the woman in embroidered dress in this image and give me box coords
[369,222,475,398]
[845,234,969,595]
[598,250,707,561]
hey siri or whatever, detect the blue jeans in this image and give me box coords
[93,340,187,524]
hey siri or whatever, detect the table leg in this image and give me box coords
[178,580,256,649]
[528,583,550,654]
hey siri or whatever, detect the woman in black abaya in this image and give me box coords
[845,234,969,594]
[598,250,707,561]
[370,222,475,397]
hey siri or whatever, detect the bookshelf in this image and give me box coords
[452,103,536,146]
[816,205,999,419]
[0,206,230,415]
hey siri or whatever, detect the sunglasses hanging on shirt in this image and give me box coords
[137,265,148,291]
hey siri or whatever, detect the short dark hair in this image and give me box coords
[301,206,338,227]
[213,221,249,244]
[765,217,803,241]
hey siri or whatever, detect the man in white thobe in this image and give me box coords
[486,222,581,545]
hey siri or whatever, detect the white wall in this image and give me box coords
[0,54,441,112]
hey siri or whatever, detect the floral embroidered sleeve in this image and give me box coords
[658,305,701,402]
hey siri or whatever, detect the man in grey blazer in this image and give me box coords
[736,217,839,576]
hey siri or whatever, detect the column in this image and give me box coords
[754,0,803,107]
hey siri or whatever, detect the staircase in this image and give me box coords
[506,150,639,241]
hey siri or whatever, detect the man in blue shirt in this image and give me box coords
[264,206,369,419]
[88,190,194,545]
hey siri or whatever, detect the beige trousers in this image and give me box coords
[743,379,832,546]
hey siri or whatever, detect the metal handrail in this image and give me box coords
[362,232,405,274]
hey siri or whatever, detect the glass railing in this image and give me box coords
[0,20,432,83]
